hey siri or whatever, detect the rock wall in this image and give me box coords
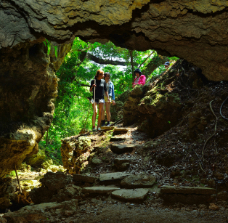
[1,1,228,81]
[1,0,228,177]
[0,41,71,178]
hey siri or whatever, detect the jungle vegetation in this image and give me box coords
[39,37,178,164]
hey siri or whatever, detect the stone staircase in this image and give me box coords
[62,127,216,204]
[70,127,217,205]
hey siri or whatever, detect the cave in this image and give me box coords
[1,0,228,205]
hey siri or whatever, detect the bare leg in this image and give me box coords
[105,102,111,121]
[92,103,97,128]
[102,103,106,120]
[97,103,104,127]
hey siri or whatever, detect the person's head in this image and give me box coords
[95,69,104,79]
[104,72,111,82]
[164,61,170,69]
[134,68,142,78]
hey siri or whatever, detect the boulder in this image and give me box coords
[30,172,73,204]
[4,199,78,223]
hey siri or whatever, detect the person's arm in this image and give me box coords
[111,83,115,105]
[138,75,146,86]
[90,80,96,92]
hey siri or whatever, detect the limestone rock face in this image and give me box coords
[0,41,71,178]
[61,136,93,174]
[1,0,228,184]
[1,1,228,81]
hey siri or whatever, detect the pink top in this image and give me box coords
[132,75,146,88]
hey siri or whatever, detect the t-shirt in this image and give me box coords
[90,79,107,99]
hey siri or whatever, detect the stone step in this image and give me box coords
[114,157,137,165]
[73,174,97,183]
[160,186,216,195]
[101,126,115,130]
[160,186,216,205]
[120,174,156,189]
[111,189,149,202]
[110,144,135,154]
[82,186,120,194]
[100,172,131,182]
[114,158,137,171]
[113,128,129,135]
[110,136,126,142]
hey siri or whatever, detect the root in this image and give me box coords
[220,96,228,120]
[15,164,22,194]
[201,100,217,160]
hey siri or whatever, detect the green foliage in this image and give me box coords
[40,37,178,163]
[43,39,51,55]
[54,46,58,57]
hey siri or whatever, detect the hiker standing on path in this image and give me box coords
[101,72,116,127]
[132,68,146,88]
[90,69,109,131]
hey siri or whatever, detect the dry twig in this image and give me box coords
[201,100,218,160]
[220,96,228,120]
[15,164,22,194]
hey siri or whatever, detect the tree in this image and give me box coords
[39,37,177,164]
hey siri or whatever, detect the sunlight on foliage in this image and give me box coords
[39,37,178,163]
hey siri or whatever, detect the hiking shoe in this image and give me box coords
[106,122,110,127]
[101,120,106,127]
[97,127,101,131]
[92,127,96,131]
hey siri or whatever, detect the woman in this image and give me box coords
[90,70,109,131]
[101,72,116,127]
[132,68,146,88]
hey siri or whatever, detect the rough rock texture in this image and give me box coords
[30,172,78,204]
[120,174,156,189]
[1,0,228,176]
[3,199,78,223]
[160,186,216,205]
[61,136,93,174]
[2,0,228,204]
[2,1,228,81]
[82,186,120,194]
[0,178,14,211]
[0,41,71,178]
[111,188,149,202]
[123,59,205,138]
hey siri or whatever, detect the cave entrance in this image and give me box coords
[40,37,178,163]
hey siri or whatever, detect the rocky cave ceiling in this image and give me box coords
[1,0,228,177]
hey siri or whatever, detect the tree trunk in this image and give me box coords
[129,50,134,82]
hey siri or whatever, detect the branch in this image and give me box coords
[139,52,154,68]
[80,51,137,66]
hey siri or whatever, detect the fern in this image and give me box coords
[54,46,58,57]
[43,39,51,55]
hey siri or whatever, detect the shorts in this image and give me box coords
[104,96,111,103]
[91,98,105,104]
